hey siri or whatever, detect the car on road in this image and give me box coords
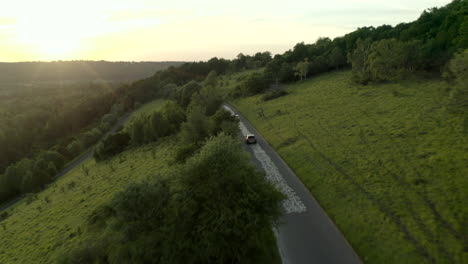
[245,134,257,144]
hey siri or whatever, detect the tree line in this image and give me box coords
[260,0,467,84]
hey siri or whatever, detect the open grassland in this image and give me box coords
[233,70,467,264]
[0,141,175,264]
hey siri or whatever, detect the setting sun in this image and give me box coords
[13,4,101,60]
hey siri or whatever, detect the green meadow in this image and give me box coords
[233,70,467,264]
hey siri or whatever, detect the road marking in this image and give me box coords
[224,106,306,214]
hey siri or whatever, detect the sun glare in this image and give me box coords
[13,5,101,60]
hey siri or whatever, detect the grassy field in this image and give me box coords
[233,70,467,264]
[0,142,175,263]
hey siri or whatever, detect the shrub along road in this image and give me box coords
[224,105,362,264]
[0,113,132,213]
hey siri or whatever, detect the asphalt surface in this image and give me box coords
[0,113,131,213]
[224,105,362,264]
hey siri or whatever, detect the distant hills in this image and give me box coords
[0,61,184,83]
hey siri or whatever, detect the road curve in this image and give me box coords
[224,104,362,264]
[0,113,132,213]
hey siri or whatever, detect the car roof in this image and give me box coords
[246,134,255,137]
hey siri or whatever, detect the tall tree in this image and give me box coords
[294,59,310,81]
[348,38,373,84]
[329,47,346,70]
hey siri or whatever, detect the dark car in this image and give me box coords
[245,134,257,144]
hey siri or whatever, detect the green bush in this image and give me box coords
[66,139,83,157]
[56,239,108,264]
[446,49,468,114]
[180,105,209,145]
[80,128,103,147]
[0,174,9,201]
[127,102,186,145]
[94,132,131,161]
[177,81,202,108]
[128,117,146,145]
[110,180,171,235]
[166,134,283,263]
[174,143,199,163]
[101,113,117,126]
[161,101,186,133]
[242,72,271,95]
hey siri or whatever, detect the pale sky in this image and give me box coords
[0,0,452,62]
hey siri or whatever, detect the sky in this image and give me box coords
[0,0,452,62]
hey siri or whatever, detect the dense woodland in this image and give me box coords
[0,83,124,200]
[0,0,466,231]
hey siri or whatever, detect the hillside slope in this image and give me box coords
[0,102,170,263]
[233,70,467,264]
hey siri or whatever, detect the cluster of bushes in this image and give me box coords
[93,132,131,162]
[66,103,125,158]
[93,71,236,163]
[176,106,238,161]
[127,101,186,145]
[445,49,468,117]
[347,38,424,84]
[93,100,187,161]
[232,72,271,98]
[59,134,283,264]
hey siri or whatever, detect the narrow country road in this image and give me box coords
[224,105,362,264]
[0,113,132,213]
